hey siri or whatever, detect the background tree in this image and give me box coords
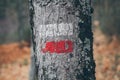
[93,0,120,38]
[29,0,95,80]
[0,0,30,44]
[0,0,6,19]
[16,0,30,46]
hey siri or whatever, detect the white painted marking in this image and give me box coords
[38,23,73,37]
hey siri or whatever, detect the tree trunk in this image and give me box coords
[0,0,6,19]
[29,0,95,80]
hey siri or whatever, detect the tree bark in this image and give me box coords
[29,0,95,80]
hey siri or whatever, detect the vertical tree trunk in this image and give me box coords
[0,0,6,19]
[29,0,95,80]
[17,0,26,44]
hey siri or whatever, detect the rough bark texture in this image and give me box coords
[29,0,95,80]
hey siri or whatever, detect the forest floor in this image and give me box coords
[0,29,120,80]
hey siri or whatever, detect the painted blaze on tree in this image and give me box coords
[29,0,95,80]
[38,23,74,53]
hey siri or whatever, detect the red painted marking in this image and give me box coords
[42,40,73,54]
[42,41,55,53]
[55,40,65,53]
[65,40,73,53]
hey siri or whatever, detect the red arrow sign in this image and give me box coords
[42,40,73,54]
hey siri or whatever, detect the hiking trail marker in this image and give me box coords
[36,23,74,54]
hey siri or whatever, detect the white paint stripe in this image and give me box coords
[37,23,73,37]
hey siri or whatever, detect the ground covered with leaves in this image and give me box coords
[0,29,120,80]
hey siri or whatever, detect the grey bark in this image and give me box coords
[29,0,95,80]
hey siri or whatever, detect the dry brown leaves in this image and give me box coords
[0,42,30,65]
[0,29,120,80]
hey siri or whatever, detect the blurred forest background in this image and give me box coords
[0,0,30,44]
[0,0,120,80]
